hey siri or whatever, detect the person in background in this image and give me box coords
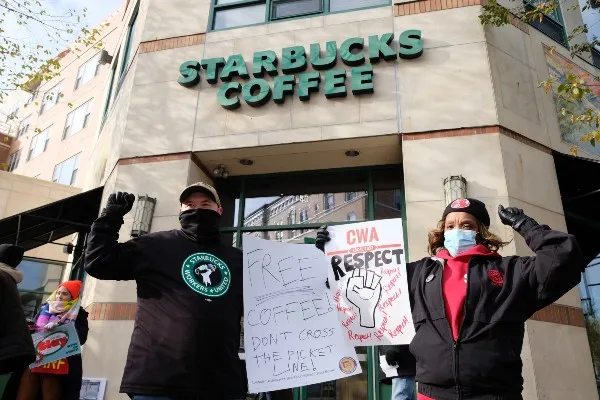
[379,345,416,400]
[84,184,246,400]
[0,244,35,400]
[317,198,584,400]
[16,280,88,400]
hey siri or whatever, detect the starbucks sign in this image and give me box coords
[177,31,423,110]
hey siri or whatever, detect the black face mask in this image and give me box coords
[179,208,220,241]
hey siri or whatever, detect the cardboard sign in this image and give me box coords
[30,322,81,369]
[325,219,415,346]
[243,235,361,393]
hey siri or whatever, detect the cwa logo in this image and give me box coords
[36,331,69,356]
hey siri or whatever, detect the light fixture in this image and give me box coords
[212,164,230,178]
[131,195,156,237]
[240,159,254,166]
[345,150,360,157]
[443,175,467,205]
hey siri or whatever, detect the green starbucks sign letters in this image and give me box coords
[178,31,423,110]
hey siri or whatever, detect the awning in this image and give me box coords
[553,151,600,264]
[0,186,104,251]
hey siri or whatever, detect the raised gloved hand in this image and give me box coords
[102,192,136,218]
[498,205,530,231]
[315,226,330,253]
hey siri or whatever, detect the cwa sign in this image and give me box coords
[177,31,423,110]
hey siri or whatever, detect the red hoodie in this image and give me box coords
[417,244,499,400]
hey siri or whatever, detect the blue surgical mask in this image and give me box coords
[444,229,477,257]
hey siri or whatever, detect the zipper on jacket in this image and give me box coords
[454,258,473,400]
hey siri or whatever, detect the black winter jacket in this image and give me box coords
[407,220,584,400]
[84,213,246,400]
[0,268,35,375]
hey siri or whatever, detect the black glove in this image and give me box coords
[385,348,402,366]
[498,205,530,231]
[102,192,136,218]
[315,226,330,253]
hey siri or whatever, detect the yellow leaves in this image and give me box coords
[570,147,579,156]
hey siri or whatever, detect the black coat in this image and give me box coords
[0,268,35,375]
[84,212,246,400]
[378,345,416,383]
[407,220,584,399]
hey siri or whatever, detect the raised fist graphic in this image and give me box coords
[346,268,382,328]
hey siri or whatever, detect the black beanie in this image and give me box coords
[0,244,25,269]
[442,198,490,227]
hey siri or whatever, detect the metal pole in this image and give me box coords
[15,214,21,245]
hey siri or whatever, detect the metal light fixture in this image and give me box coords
[345,150,360,157]
[443,175,467,205]
[240,159,254,166]
[213,164,230,179]
[131,195,156,237]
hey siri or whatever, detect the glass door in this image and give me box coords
[217,166,405,400]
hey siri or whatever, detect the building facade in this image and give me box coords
[2,0,599,398]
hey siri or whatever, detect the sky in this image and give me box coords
[1,0,123,89]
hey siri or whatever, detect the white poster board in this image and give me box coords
[243,235,361,393]
[325,219,415,346]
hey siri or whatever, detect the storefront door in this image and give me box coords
[216,166,406,400]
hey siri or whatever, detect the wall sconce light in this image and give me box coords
[213,164,230,179]
[443,175,467,205]
[131,195,156,237]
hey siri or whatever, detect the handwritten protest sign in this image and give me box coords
[30,322,81,368]
[243,235,361,393]
[325,219,415,346]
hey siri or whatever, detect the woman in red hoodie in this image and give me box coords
[316,198,584,400]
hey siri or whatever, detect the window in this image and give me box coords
[63,99,93,139]
[17,116,30,138]
[7,150,21,172]
[75,53,101,89]
[52,153,80,185]
[523,0,567,46]
[300,208,309,222]
[102,54,119,126]
[345,192,357,201]
[119,6,139,87]
[211,0,390,30]
[40,82,63,114]
[324,193,335,211]
[287,209,296,225]
[347,212,357,221]
[17,258,65,319]
[27,127,51,161]
[8,103,19,119]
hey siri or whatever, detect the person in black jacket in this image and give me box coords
[0,244,35,400]
[84,182,246,400]
[379,345,416,400]
[316,198,585,400]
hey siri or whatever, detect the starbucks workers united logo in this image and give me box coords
[181,253,231,297]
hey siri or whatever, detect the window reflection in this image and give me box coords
[305,361,368,400]
[17,259,65,319]
[580,253,600,380]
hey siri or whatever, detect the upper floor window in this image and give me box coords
[118,5,139,88]
[8,103,19,119]
[27,127,51,161]
[211,0,390,30]
[17,116,31,138]
[345,192,357,201]
[75,53,101,89]
[40,82,63,114]
[523,0,567,46]
[53,153,80,186]
[63,100,93,139]
[7,150,21,172]
[324,193,335,211]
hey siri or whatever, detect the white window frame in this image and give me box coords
[27,127,51,161]
[7,150,21,172]
[17,116,31,138]
[75,53,101,90]
[40,82,63,114]
[63,99,93,139]
[52,153,80,186]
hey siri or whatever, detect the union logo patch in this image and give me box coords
[181,253,231,297]
[451,198,470,209]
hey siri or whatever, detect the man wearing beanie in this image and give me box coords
[317,198,585,400]
[0,244,35,399]
[85,184,246,400]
